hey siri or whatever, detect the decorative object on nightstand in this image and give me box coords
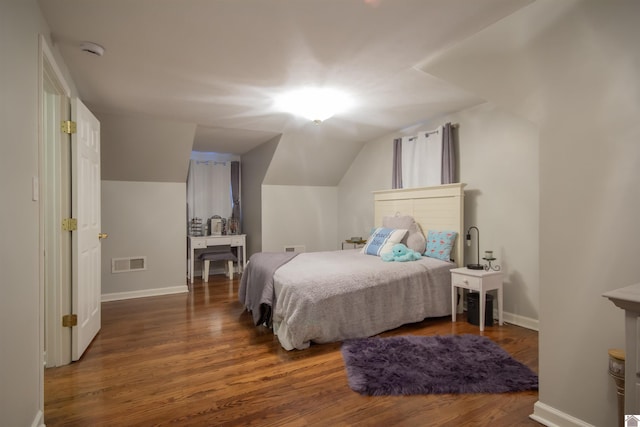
[482,250,501,271]
[450,267,504,332]
[465,226,483,270]
[342,237,366,250]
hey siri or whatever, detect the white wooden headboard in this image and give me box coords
[373,183,466,267]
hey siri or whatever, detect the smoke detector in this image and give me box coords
[80,42,105,57]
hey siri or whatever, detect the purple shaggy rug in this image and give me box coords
[341,334,538,396]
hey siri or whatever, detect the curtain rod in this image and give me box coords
[425,123,459,137]
[405,123,459,141]
[424,123,458,136]
[194,160,228,165]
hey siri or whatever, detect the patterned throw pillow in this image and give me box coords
[425,230,458,261]
[361,227,408,256]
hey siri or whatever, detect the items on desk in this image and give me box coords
[191,215,239,236]
[207,216,241,236]
[209,216,223,235]
[189,218,203,236]
[228,217,239,235]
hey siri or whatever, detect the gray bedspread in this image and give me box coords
[238,251,298,326]
[272,249,454,350]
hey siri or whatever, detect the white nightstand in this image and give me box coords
[342,240,365,250]
[450,267,503,332]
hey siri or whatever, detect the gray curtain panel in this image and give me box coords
[441,122,456,184]
[392,138,403,189]
[230,161,241,220]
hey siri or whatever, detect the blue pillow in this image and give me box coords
[361,227,407,256]
[425,230,457,261]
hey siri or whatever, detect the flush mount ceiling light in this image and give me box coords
[275,88,353,124]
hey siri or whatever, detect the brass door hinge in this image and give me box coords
[62,314,77,327]
[61,120,77,134]
[62,218,77,231]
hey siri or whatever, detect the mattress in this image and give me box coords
[270,249,454,350]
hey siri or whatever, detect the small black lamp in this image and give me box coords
[465,226,483,270]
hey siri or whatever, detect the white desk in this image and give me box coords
[603,283,640,415]
[188,234,246,284]
[450,267,503,332]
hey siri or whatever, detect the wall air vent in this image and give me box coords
[284,245,305,253]
[112,256,147,273]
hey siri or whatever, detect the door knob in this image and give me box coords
[98,232,108,240]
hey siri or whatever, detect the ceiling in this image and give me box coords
[39,0,533,155]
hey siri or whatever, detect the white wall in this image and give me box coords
[241,135,281,257]
[534,3,639,424]
[98,111,196,183]
[263,128,365,186]
[338,102,540,328]
[0,1,76,425]
[423,1,640,425]
[426,103,540,326]
[262,185,338,252]
[101,181,188,300]
[338,130,395,241]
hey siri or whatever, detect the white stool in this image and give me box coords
[200,251,237,281]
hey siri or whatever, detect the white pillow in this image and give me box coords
[361,227,408,256]
[382,214,426,254]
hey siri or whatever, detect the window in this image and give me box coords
[187,159,231,220]
[186,152,240,235]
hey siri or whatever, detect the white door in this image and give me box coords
[71,98,102,361]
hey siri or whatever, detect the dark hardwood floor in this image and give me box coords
[45,275,540,426]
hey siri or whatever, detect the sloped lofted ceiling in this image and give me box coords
[417,0,579,128]
[38,0,533,184]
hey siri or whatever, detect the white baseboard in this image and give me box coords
[503,311,539,331]
[530,401,595,427]
[101,285,188,302]
[464,307,539,331]
[31,410,44,427]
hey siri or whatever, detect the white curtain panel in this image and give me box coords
[401,127,443,188]
[187,160,232,222]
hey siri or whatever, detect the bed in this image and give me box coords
[239,183,466,350]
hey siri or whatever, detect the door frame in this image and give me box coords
[39,34,72,370]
